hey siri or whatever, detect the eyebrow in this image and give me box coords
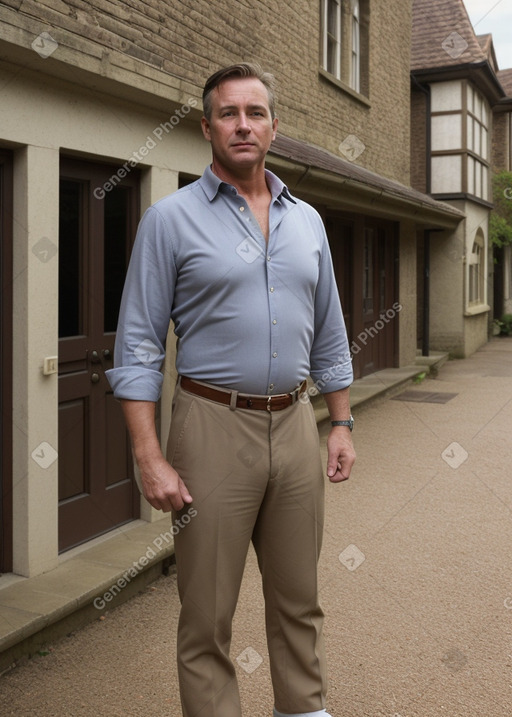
[218,104,269,113]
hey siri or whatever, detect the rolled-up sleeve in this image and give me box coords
[309,224,353,393]
[106,207,176,401]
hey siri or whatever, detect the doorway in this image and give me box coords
[58,158,140,552]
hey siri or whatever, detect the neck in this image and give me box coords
[210,161,270,200]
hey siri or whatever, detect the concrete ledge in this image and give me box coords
[313,352,449,424]
[0,353,449,673]
[0,517,177,674]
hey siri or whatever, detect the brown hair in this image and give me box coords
[202,63,277,120]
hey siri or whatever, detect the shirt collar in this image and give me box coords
[199,164,296,205]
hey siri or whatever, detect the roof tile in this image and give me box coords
[412,0,486,71]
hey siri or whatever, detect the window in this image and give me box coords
[468,231,485,306]
[351,1,360,93]
[321,0,368,97]
[322,0,342,79]
[430,80,490,201]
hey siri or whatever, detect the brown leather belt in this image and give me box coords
[180,376,307,412]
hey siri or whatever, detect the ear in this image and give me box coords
[201,116,211,142]
[271,116,278,142]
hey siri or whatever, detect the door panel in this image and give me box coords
[58,159,140,552]
[326,212,398,380]
[0,150,13,572]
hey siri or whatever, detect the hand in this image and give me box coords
[326,427,356,483]
[138,455,193,512]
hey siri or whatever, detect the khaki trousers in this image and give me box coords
[167,382,327,717]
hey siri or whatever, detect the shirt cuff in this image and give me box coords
[105,366,164,402]
[310,362,353,394]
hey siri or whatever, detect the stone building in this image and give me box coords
[0,0,465,580]
[411,0,512,353]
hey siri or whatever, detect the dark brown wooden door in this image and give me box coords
[355,221,398,377]
[58,159,140,552]
[0,150,13,572]
[326,213,398,380]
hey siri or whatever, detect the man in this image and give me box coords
[107,63,356,717]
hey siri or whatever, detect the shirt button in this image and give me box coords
[269,287,274,292]
[272,352,278,358]
[267,255,271,261]
[269,383,274,390]
[239,206,245,212]
[272,319,277,325]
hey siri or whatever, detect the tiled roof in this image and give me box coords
[412,0,486,71]
[476,33,492,53]
[498,68,512,96]
[269,135,464,221]
[476,33,499,73]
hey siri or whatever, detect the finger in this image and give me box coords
[179,477,193,503]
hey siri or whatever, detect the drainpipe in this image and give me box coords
[422,231,430,357]
[412,73,432,357]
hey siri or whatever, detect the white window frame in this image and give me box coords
[351,0,360,92]
[468,231,486,307]
[322,0,342,80]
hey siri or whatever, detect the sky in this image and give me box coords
[464,0,512,70]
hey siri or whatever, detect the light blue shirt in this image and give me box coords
[106,166,352,401]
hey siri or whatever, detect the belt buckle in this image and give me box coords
[266,395,272,413]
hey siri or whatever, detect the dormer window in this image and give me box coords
[430,80,490,201]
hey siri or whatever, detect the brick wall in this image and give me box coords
[492,112,511,172]
[1,0,412,184]
[410,89,427,193]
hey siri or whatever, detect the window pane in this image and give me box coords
[482,165,488,201]
[467,156,475,194]
[482,127,488,160]
[431,154,462,193]
[351,1,360,91]
[474,121,481,156]
[59,180,83,338]
[328,0,339,36]
[475,93,482,121]
[467,114,473,152]
[481,101,488,126]
[327,36,337,76]
[475,160,482,196]
[431,114,462,150]
[430,81,463,112]
[467,83,474,114]
[104,187,129,333]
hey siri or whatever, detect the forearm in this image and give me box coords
[322,387,356,482]
[323,387,352,421]
[120,399,163,465]
[120,398,192,511]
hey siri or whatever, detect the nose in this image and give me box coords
[236,112,251,132]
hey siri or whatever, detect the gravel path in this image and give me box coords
[2,339,512,717]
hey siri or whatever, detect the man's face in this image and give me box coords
[201,77,278,175]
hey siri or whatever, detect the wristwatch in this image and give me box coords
[331,415,354,431]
